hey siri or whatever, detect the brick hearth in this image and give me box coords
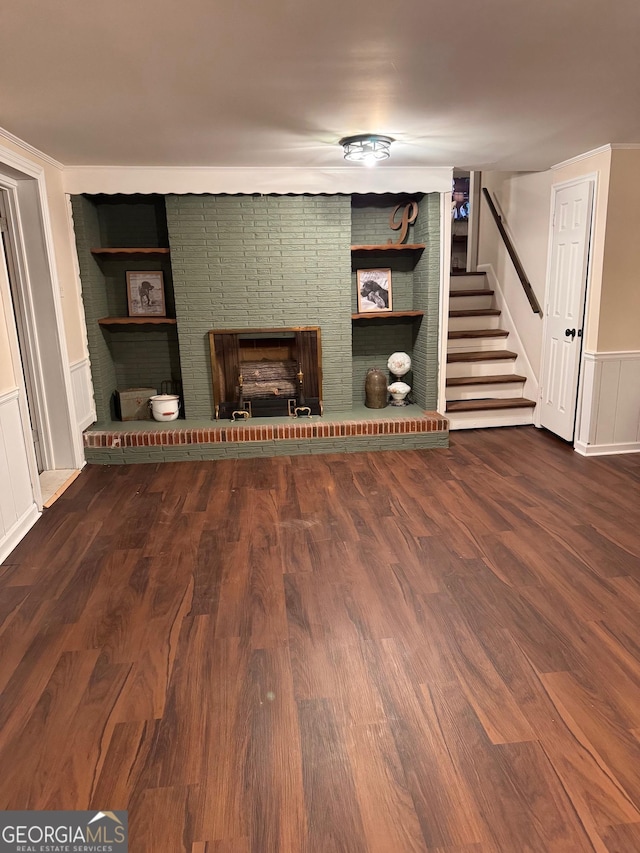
[83,408,448,463]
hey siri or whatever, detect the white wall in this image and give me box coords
[478,170,552,379]
[598,148,640,351]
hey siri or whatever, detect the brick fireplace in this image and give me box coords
[73,190,448,462]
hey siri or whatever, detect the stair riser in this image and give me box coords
[446,361,517,378]
[448,338,509,352]
[448,409,535,430]
[446,384,526,402]
[448,315,501,332]
[449,295,494,310]
[450,275,488,291]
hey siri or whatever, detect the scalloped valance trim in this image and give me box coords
[62,166,453,196]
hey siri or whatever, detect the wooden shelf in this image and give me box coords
[351,310,424,321]
[351,243,425,255]
[98,317,177,327]
[91,247,170,257]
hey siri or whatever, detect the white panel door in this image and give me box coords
[540,180,594,441]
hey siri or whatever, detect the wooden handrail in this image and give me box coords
[482,188,543,316]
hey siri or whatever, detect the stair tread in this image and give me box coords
[449,308,501,317]
[451,271,486,276]
[447,397,536,412]
[447,374,527,386]
[449,289,495,297]
[448,350,518,363]
[449,329,509,339]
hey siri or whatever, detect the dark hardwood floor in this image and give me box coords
[1,426,640,852]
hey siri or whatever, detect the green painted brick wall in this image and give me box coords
[96,197,168,248]
[352,321,416,405]
[71,196,117,422]
[72,196,181,420]
[109,329,181,392]
[165,194,353,418]
[351,194,418,245]
[99,257,176,318]
[413,193,441,409]
[350,194,440,407]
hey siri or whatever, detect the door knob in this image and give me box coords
[565,328,576,339]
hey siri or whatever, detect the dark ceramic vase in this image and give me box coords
[365,368,388,409]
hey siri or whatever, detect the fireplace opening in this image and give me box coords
[209,327,323,419]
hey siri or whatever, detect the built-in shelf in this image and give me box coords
[351,243,425,256]
[91,247,171,257]
[98,317,177,327]
[351,310,424,321]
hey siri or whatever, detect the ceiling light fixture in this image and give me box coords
[339,134,394,165]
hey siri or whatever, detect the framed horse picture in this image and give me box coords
[126,271,166,317]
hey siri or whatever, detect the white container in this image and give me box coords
[388,381,411,404]
[150,394,180,421]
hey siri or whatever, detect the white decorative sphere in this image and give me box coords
[387,351,411,377]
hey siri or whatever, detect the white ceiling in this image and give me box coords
[2,0,640,171]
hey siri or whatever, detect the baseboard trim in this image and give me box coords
[574,440,640,456]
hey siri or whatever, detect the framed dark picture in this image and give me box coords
[452,176,470,221]
[126,271,166,317]
[357,268,392,313]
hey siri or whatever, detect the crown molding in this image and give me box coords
[551,145,612,171]
[0,126,64,170]
[552,142,640,171]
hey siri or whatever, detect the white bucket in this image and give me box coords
[149,394,180,422]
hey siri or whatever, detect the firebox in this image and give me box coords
[208,327,323,419]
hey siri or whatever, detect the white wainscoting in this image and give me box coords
[70,357,96,432]
[576,351,640,455]
[0,388,40,563]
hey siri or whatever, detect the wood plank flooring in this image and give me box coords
[1,426,639,852]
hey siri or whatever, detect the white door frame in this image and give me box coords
[538,172,598,445]
[1,183,46,472]
[0,142,84,476]
[0,204,42,508]
[438,190,452,415]
[466,171,481,272]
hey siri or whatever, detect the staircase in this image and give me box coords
[446,271,536,429]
